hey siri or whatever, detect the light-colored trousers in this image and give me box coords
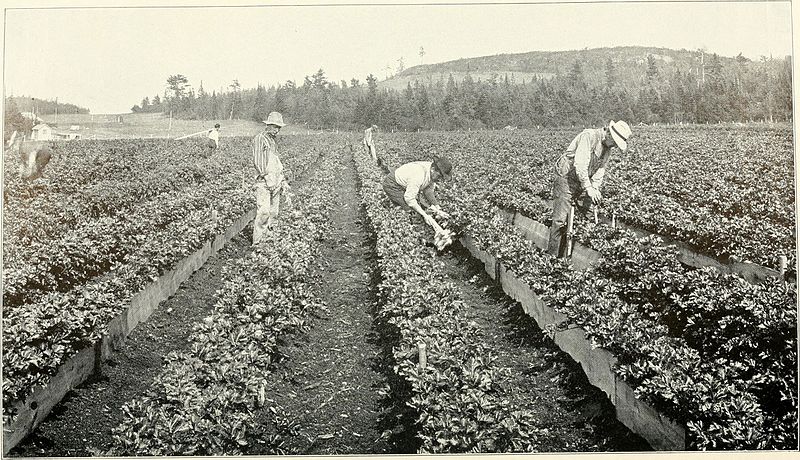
[364,142,376,161]
[253,182,281,244]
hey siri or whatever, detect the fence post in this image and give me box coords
[418,342,427,369]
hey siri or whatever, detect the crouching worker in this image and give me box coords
[548,120,631,258]
[252,112,290,245]
[205,123,220,156]
[382,156,453,234]
[19,143,52,181]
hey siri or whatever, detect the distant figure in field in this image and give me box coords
[363,124,378,162]
[252,112,290,245]
[205,123,220,156]
[548,120,632,258]
[14,140,52,182]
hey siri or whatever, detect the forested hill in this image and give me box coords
[130,45,791,131]
[381,46,781,89]
[6,96,90,116]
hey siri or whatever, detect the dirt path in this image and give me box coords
[246,152,398,455]
[10,234,252,457]
[438,243,652,452]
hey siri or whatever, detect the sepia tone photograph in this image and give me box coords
[1,0,796,457]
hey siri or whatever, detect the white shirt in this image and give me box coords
[208,128,220,147]
[565,128,612,190]
[394,161,437,208]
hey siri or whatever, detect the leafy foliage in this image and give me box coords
[108,148,336,455]
[376,129,797,450]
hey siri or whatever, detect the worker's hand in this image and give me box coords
[586,187,603,205]
[429,205,450,219]
[423,213,443,232]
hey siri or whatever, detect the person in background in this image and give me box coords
[252,112,290,244]
[363,124,378,162]
[206,123,220,156]
[547,120,632,258]
[16,140,52,182]
[382,156,453,234]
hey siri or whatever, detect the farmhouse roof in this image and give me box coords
[32,123,50,131]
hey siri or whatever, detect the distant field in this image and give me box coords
[37,112,320,139]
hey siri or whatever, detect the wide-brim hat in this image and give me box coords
[608,120,631,152]
[432,156,453,180]
[263,112,286,127]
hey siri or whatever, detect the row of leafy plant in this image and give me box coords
[3,138,239,244]
[378,125,795,269]
[5,179,245,308]
[107,153,336,455]
[2,137,326,426]
[4,135,329,310]
[353,151,545,453]
[376,142,797,449]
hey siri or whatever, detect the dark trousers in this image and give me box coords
[548,175,592,258]
[382,173,410,210]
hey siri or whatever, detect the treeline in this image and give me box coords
[7,96,90,116]
[133,53,792,130]
[4,99,33,143]
[3,97,92,143]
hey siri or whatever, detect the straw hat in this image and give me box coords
[608,120,631,152]
[263,112,286,127]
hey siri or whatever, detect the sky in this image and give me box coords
[2,0,794,114]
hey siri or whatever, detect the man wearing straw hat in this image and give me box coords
[547,120,632,258]
[363,124,378,162]
[252,111,290,244]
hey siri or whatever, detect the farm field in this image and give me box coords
[36,112,318,140]
[2,125,797,454]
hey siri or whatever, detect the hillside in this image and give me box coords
[6,96,89,116]
[378,46,765,90]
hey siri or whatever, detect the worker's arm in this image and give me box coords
[572,132,594,191]
[253,135,269,177]
[590,149,613,190]
[573,132,603,203]
[590,167,606,190]
[404,179,443,232]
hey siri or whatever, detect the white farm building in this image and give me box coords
[30,123,53,141]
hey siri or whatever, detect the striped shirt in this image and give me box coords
[252,131,284,189]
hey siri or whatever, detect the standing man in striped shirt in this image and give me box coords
[252,112,289,245]
[547,120,632,257]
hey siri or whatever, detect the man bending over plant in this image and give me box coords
[382,156,453,235]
